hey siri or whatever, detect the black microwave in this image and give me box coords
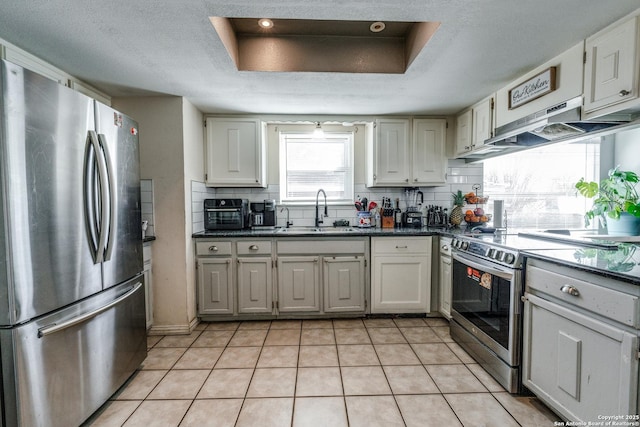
[204,199,248,230]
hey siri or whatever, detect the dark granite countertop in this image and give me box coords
[523,244,640,285]
[192,226,448,238]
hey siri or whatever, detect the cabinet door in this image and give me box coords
[237,257,273,314]
[323,256,365,313]
[371,256,430,313]
[584,16,639,113]
[198,258,234,315]
[412,119,446,185]
[523,293,638,422]
[143,260,153,328]
[277,256,320,313]
[472,97,493,149]
[371,118,411,186]
[438,255,452,319]
[205,118,266,187]
[455,110,472,157]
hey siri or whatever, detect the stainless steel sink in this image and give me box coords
[277,227,360,234]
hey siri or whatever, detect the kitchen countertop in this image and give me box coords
[192,226,444,238]
[523,244,640,285]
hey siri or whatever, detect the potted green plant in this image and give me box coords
[575,166,640,236]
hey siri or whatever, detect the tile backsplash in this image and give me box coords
[191,159,483,231]
[141,179,156,237]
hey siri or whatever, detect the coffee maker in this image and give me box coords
[250,199,277,227]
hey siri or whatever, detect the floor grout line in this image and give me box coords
[85,318,561,426]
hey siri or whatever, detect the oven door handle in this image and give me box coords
[452,252,514,280]
[206,208,240,213]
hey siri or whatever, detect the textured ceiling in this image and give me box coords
[0,1,638,115]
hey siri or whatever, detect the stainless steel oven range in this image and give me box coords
[449,232,579,393]
[450,234,525,393]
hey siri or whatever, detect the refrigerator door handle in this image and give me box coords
[98,133,116,262]
[84,130,109,263]
[37,282,143,338]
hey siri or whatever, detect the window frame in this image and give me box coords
[278,131,355,205]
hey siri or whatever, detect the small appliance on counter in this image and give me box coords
[250,199,277,228]
[204,199,249,230]
[402,210,423,228]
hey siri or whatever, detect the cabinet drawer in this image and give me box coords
[196,241,232,256]
[277,239,366,255]
[372,237,431,255]
[526,264,639,327]
[237,240,272,255]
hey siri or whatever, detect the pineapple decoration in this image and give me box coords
[450,190,465,226]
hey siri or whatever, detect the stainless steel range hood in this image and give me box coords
[462,96,633,162]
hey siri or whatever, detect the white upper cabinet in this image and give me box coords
[205,117,267,187]
[367,118,411,186]
[412,118,447,185]
[367,118,446,187]
[454,109,472,157]
[453,96,494,158]
[472,97,494,148]
[583,14,640,118]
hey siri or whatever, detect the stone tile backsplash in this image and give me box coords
[191,159,483,230]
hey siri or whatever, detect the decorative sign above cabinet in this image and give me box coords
[509,67,556,109]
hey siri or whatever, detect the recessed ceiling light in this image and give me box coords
[370,21,386,33]
[258,18,273,29]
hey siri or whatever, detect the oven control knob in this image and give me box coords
[487,248,495,258]
[461,241,469,250]
[452,239,458,248]
[494,250,503,261]
[504,253,516,265]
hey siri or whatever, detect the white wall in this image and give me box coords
[182,99,204,325]
[614,127,640,174]
[112,95,194,335]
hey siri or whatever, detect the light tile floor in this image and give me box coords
[84,318,560,427]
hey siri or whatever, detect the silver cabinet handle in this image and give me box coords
[209,245,218,252]
[619,90,631,97]
[405,178,409,182]
[395,245,408,249]
[560,285,580,296]
[249,245,259,251]
[414,178,418,182]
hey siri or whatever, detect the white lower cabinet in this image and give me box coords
[323,256,366,313]
[523,259,639,422]
[276,238,367,315]
[277,256,321,313]
[371,237,432,313]
[438,254,452,319]
[197,257,234,315]
[237,257,273,314]
[143,242,153,328]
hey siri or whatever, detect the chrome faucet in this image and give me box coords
[315,189,328,227]
[280,207,292,228]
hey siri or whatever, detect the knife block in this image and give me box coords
[381,216,394,228]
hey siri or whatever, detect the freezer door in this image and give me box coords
[94,102,143,288]
[0,60,102,325]
[0,276,146,427]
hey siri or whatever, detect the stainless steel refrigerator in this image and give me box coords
[0,60,146,426]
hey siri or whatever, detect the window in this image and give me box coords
[279,131,354,204]
[483,139,602,230]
